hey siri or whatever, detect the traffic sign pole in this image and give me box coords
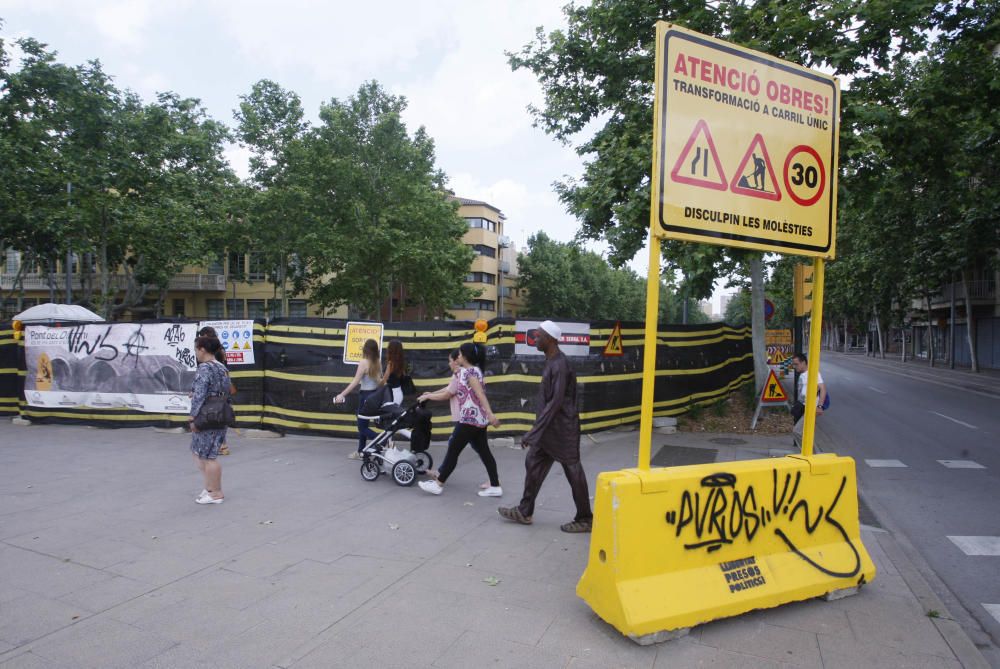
[801,257,824,457]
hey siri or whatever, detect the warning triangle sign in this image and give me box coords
[670,119,727,191]
[760,368,789,403]
[603,322,624,356]
[730,133,781,201]
[243,341,252,350]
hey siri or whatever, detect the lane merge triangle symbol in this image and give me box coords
[670,119,727,191]
[730,133,781,201]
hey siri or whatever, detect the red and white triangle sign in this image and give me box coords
[730,133,781,201]
[670,119,727,191]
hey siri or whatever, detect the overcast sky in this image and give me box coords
[1,0,734,312]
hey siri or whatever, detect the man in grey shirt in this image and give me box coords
[498,320,593,533]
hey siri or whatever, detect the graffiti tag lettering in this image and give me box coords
[664,469,862,578]
[67,325,118,361]
[163,324,186,346]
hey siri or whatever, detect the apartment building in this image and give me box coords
[2,195,521,323]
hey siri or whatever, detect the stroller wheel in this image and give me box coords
[392,460,416,487]
[360,460,380,482]
[412,450,433,475]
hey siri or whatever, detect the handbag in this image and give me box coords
[193,364,237,430]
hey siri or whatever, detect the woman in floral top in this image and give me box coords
[188,335,231,504]
[417,342,502,497]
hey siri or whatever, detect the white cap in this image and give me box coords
[538,320,562,340]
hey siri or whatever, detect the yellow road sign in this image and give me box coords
[652,23,839,258]
[577,455,875,641]
[343,321,384,365]
[603,321,624,356]
[760,368,788,402]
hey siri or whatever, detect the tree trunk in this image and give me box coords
[47,255,57,303]
[961,270,978,373]
[99,209,112,320]
[842,319,848,353]
[874,307,885,358]
[280,255,288,318]
[749,256,768,395]
[925,292,935,367]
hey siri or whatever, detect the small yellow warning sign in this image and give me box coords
[760,368,788,403]
[603,322,624,356]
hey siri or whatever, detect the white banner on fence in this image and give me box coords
[24,322,199,413]
[514,320,592,356]
[200,320,255,365]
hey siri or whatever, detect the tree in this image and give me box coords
[0,36,237,318]
[516,232,646,320]
[509,0,957,388]
[234,80,310,318]
[299,81,473,319]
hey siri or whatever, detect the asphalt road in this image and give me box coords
[814,352,1000,658]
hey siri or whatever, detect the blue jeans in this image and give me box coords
[356,389,377,452]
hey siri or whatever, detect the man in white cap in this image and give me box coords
[498,320,593,532]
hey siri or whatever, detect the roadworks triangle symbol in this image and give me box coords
[670,119,727,191]
[760,368,788,403]
[730,133,781,201]
[603,322,624,356]
[243,341,252,350]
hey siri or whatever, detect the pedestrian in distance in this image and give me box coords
[334,338,382,459]
[416,342,502,496]
[188,335,231,504]
[499,320,593,533]
[196,326,236,456]
[790,351,827,450]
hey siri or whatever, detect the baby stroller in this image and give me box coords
[357,392,434,487]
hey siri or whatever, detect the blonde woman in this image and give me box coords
[334,339,382,459]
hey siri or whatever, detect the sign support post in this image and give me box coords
[801,257,824,457]
[638,235,661,471]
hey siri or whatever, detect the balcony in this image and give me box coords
[168,274,226,291]
[921,280,997,309]
[1,272,226,292]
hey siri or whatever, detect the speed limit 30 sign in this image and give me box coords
[652,23,840,258]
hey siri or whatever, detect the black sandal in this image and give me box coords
[497,507,532,525]
[560,520,592,533]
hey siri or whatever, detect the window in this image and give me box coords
[4,249,20,274]
[451,299,496,311]
[247,299,267,319]
[207,255,224,275]
[247,253,267,282]
[467,244,496,258]
[289,300,307,318]
[464,217,496,232]
[226,299,245,318]
[206,299,225,318]
[228,252,245,280]
[173,298,186,317]
[465,272,496,285]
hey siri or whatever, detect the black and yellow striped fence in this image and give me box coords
[0,318,752,438]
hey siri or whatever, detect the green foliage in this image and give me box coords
[0,36,237,317]
[299,81,474,318]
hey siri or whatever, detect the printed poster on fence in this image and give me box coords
[200,320,255,365]
[514,320,592,356]
[24,323,199,413]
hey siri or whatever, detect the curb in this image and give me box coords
[816,427,995,668]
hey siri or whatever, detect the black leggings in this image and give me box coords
[437,423,500,487]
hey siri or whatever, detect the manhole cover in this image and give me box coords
[709,437,747,446]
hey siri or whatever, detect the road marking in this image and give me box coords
[867,386,887,394]
[985,604,1000,625]
[938,460,986,469]
[930,411,977,430]
[947,536,1000,556]
[865,459,907,468]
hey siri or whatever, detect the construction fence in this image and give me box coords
[0,318,753,440]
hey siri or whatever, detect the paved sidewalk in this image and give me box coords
[0,419,992,668]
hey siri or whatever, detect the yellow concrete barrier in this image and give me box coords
[577,454,876,643]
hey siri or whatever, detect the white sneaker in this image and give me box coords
[196,492,224,504]
[347,451,362,460]
[478,486,503,497]
[418,480,443,495]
